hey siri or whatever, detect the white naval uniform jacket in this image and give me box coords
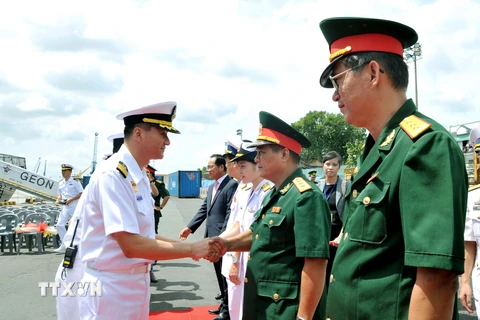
[78,145,155,271]
[57,176,84,216]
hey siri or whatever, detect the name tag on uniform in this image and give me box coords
[474,205,480,211]
[272,207,281,213]
[136,196,143,201]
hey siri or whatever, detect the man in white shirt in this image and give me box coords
[55,164,83,252]
[77,102,214,320]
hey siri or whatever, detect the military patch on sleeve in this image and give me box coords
[116,161,128,178]
[262,182,272,192]
[292,177,312,193]
[400,115,432,139]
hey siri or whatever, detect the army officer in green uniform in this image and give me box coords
[318,17,468,319]
[209,111,331,320]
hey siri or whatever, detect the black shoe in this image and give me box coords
[150,272,158,283]
[208,307,221,315]
[215,293,223,300]
[212,312,230,320]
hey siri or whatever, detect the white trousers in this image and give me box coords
[57,206,76,247]
[472,265,480,320]
[78,267,150,320]
[227,278,245,320]
[55,260,85,320]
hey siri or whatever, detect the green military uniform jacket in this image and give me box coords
[243,168,331,320]
[326,99,468,320]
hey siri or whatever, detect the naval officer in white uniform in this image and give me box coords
[55,164,83,252]
[54,133,126,320]
[76,102,214,320]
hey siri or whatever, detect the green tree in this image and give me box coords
[291,111,366,165]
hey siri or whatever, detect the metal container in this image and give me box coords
[167,171,201,198]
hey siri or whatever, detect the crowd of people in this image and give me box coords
[48,15,480,320]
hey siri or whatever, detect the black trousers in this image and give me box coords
[213,258,229,313]
[154,209,162,234]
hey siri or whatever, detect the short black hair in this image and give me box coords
[124,123,154,139]
[210,154,227,172]
[341,52,409,90]
[322,151,342,165]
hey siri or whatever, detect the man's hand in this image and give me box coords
[229,261,241,285]
[205,237,227,262]
[65,198,74,205]
[460,281,474,314]
[55,201,59,206]
[190,239,212,261]
[179,227,192,240]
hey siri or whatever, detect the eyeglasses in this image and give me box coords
[329,65,384,91]
[329,67,357,91]
[207,165,217,170]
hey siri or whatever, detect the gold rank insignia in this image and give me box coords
[292,177,312,193]
[258,123,263,136]
[367,172,379,184]
[116,161,128,178]
[272,206,281,213]
[280,183,291,194]
[353,166,358,174]
[380,129,396,147]
[400,115,431,139]
[240,184,247,190]
[131,181,138,193]
[360,144,365,151]
[262,182,272,192]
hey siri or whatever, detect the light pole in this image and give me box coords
[403,42,422,107]
[236,129,243,140]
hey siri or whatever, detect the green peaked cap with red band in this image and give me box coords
[247,111,311,156]
[319,17,418,88]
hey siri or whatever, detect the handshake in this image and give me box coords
[190,237,228,263]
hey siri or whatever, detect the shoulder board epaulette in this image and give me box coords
[400,115,431,139]
[292,177,312,193]
[469,184,480,192]
[262,182,272,192]
[116,161,128,178]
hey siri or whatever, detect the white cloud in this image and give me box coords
[0,0,479,179]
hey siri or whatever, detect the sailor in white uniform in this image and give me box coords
[76,102,213,320]
[219,144,272,320]
[55,164,83,252]
[55,133,125,320]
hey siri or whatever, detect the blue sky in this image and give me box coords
[1,0,479,179]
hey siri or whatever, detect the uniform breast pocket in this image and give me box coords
[472,219,480,239]
[349,181,390,244]
[257,214,286,251]
[136,197,155,236]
